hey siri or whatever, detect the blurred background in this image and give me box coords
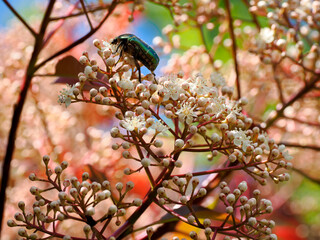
[0,0,320,239]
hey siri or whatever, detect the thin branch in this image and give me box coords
[278,142,320,151]
[42,2,80,48]
[263,75,320,129]
[35,0,119,72]
[50,4,110,21]
[225,0,241,99]
[272,63,285,103]
[3,0,37,37]
[0,0,56,233]
[293,167,320,185]
[80,0,93,29]
[284,116,320,127]
[241,0,261,30]
[0,0,120,235]
[199,24,214,66]
[113,154,181,239]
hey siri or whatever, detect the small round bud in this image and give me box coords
[189,231,197,239]
[269,234,277,240]
[187,215,195,224]
[222,186,230,194]
[162,159,170,167]
[226,206,233,214]
[29,173,37,181]
[80,187,89,196]
[174,139,184,149]
[14,212,24,221]
[30,186,40,195]
[85,207,95,216]
[102,180,110,189]
[157,187,166,198]
[58,191,67,201]
[154,139,163,148]
[43,155,50,165]
[228,154,237,162]
[191,178,199,188]
[253,189,260,197]
[106,58,115,67]
[57,213,65,221]
[115,182,123,191]
[240,196,248,204]
[233,189,241,196]
[180,196,188,204]
[89,88,98,98]
[238,181,248,192]
[18,201,25,211]
[211,133,221,143]
[220,123,228,131]
[203,218,211,227]
[126,181,134,191]
[226,194,236,205]
[82,172,89,181]
[132,198,142,206]
[146,227,153,237]
[266,206,273,213]
[197,188,207,198]
[7,219,16,227]
[248,217,257,226]
[118,208,126,216]
[204,227,212,236]
[108,205,118,215]
[219,181,228,189]
[18,228,27,237]
[83,224,91,234]
[271,149,280,158]
[141,158,151,167]
[175,160,183,168]
[122,151,132,159]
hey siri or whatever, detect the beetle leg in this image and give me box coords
[113,42,122,54]
[115,44,124,65]
[152,72,158,84]
[133,58,141,82]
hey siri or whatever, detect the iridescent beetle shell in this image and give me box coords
[111,34,160,73]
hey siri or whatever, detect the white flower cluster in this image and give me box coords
[57,39,293,183]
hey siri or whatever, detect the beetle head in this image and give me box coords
[111,37,120,45]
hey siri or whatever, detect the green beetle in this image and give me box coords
[111,34,159,82]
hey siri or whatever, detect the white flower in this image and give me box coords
[158,75,185,101]
[210,72,226,87]
[259,28,274,44]
[121,116,146,132]
[102,40,117,54]
[210,96,227,116]
[230,129,252,152]
[118,71,134,91]
[58,84,76,107]
[188,74,213,96]
[176,102,197,124]
[278,145,293,160]
[151,121,169,136]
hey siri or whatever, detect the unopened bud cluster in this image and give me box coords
[157,173,206,207]
[219,181,277,239]
[249,0,320,73]
[8,155,142,239]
